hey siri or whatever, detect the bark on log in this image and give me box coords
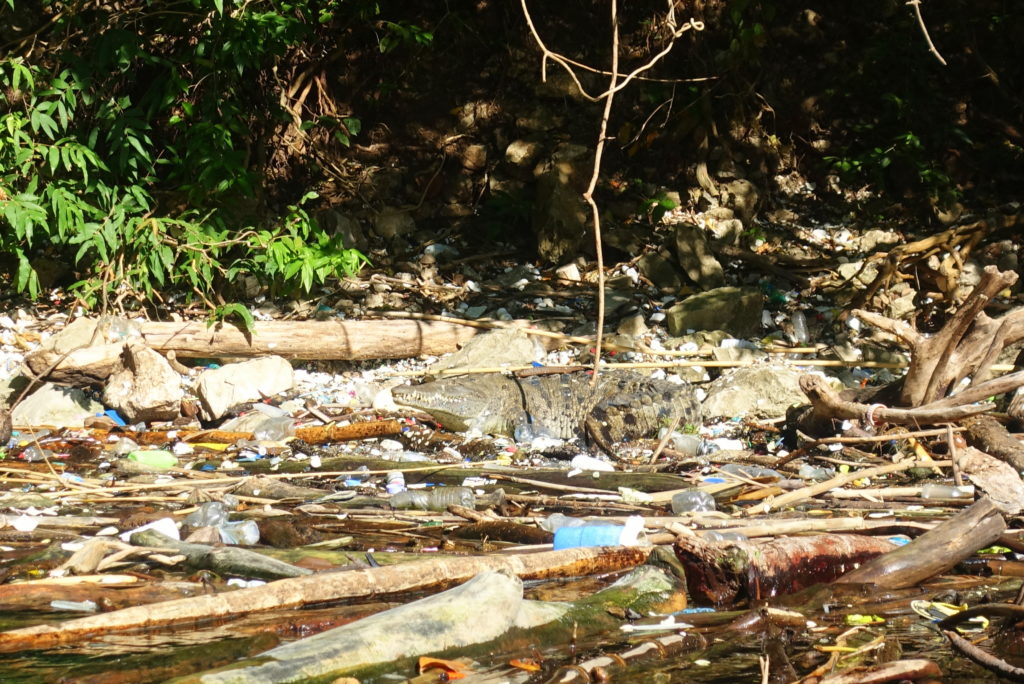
[963,414,1024,471]
[673,534,897,606]
[835,496,1005,589]
[0,545,652,652]
[136,319,480,360]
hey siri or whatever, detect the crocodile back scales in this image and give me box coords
[392,371,701,443]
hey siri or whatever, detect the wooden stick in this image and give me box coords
[744,459,952,516]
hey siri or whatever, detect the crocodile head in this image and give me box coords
[391,375,521,435]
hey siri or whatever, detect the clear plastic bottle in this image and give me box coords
[538,512,589,532]
[184,501,229,528]
[798,464,836,481]
[791,310,810,344]
[671,490,717,514]
[390,486,475,511]
[920,483,975,499]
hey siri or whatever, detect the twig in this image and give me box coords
[906,0,947,66]
[744,459,952,516]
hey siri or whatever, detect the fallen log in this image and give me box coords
[23,319,481,371]
[0,545,651,652]
[137,319,480,360]
[836,496,1005,589]
[673,534,897,606]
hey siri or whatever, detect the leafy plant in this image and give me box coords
[0,0,377,309]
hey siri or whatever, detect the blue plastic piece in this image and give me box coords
[102,410,127,426]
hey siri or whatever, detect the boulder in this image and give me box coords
[665,287,763,337]
[674,222,725,289]
[102,345,183,422]
[11,382,104,428]
[195,356,295,421]
[703,365,808,419]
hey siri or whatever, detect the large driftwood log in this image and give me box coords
[0,545,652,652]
[835,496,1005,588]
[24,320,482,379]
[139,319,480,360]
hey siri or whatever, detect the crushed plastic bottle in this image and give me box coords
[183,501,260,545]
[552,516,645,549]
[251,415,295,441]
[671,489,717,514]
[389,486,475,511]
[798,464,836,481]
[184,501,230,528]
[719,463,782,480]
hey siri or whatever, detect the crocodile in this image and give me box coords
[391,370,701,445]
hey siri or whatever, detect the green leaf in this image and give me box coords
[215,303,255,333]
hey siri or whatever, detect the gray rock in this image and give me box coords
[855,229,901,253]
[195,356,295,421]
[674,222,725,289]
[836,260,880,287]
[102,345,183,422]
[616,313,648,337]
[703,365,808,419]
[712,346,769,364]
[532,145,590,263]
[25,316,139,384]
[428,328,544,374]
[637,252,683,294]
[505,140,543,169]
[708,218,745,245]
[372,207,416,239]
[462,144,488,170]
[317,210,368,251]
[12,382,104,428]
[719,178,760,223]
[665,287,763,337]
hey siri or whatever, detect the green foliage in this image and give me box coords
[0,0,375,308]
[210,302,256,332]
[236,192,371,294]
[642,191,678,224]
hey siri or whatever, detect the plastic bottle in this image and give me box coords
[127,450,178,469]
[252,415,295,441]
[552,516,645,550]
[20,445,53,462]
[219,520,260,545]
[671,490,717,514]
[920,483,975,499]
[791,311,810,344]
[386,471,407,495]
[702,530,748,543]
[184,501,230,528]
[538,512,589,532]
[390,486,475,511]
[798,464,836,481]
[50,600,98,613]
